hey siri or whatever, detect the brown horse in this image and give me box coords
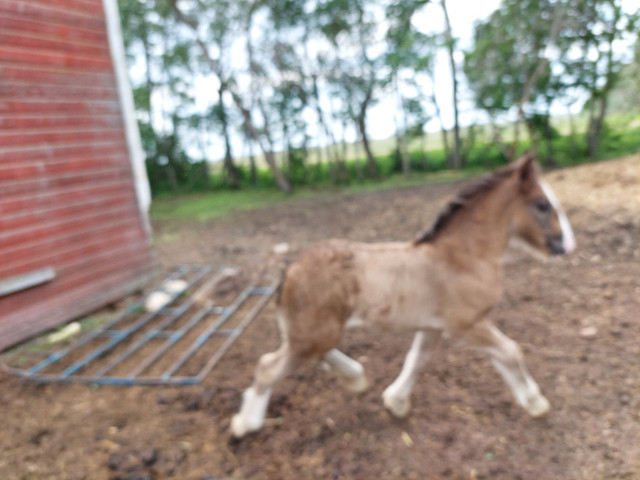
[231,153,576,438]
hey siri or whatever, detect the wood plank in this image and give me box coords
[0,166,132,197]
[0,31,110,57]
[0,218,146,279]
[0,140,127,164]
[0,203,140,247]
[0,82,117,101]
[0,114,122,130]
[0,189,136,231]
[0,1,108,30]
[0,65,114,86]
[0,45,112,70]
[0,155,125,177]
[0,100,120,116]
[0,215,144,278]
[0,181,136,215]
[27,0,103,14]
[0,128,124,149]
[0,15,107,44]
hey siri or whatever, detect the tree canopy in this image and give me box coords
[118,0,639,194]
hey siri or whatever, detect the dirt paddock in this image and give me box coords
[1,155,639,480]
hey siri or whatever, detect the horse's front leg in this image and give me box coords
[462,319,550,417]
[323,348,369,393]
[383,329,442,418]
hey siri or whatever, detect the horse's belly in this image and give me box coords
[349,303,442,332]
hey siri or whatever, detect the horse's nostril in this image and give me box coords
[546,235,565,255]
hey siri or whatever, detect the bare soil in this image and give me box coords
[1,155,639,480]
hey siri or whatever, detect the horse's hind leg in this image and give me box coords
[231,342,293,438]
[383,329,441,418]
[323,349,368,393]
[462,320,550,417]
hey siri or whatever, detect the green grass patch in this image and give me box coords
[151,168,482,222]
[150,116,639,222]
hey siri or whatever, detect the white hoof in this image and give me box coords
[231,387,271,438]
[345,374,369,393]
[231,413,253,438]
[383,393,411,418]
[525,394,550,417]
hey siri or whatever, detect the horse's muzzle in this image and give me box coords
[546,234,566,256]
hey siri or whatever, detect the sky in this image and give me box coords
[365,0,502,140]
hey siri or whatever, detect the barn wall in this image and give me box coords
[0,0,157,351]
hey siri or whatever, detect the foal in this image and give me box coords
[231,153,576,438]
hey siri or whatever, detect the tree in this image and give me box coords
[464,0,563,160]
[440,0,463,169]
[169,0,292,192]
[559,0,638,158]
[316,0,388,179]
[119,0,212,194]
[385,0,436,175]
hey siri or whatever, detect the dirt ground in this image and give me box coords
[1,155,639,480]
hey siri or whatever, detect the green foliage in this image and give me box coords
[464,0,556,116]
[119,0,638,195]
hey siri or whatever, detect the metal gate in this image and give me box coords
[3,266,278,385]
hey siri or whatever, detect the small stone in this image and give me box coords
[579,326,598,338]
[401,431,414,447]
[100,439,120,452]
[272,243,290,255]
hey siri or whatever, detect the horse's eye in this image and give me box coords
[534,199,551,213]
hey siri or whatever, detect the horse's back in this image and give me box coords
[279,239,442,335]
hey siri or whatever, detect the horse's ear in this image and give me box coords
[516,151,537,193]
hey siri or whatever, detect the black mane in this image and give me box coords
[414,165,516,245]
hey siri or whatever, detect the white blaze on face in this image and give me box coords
[538,179,576,254]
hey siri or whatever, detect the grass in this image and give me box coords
[151,168,481,222]
[151,113,640,222]
[0,315,111,368]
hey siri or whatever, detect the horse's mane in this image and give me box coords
[414,163,517,245]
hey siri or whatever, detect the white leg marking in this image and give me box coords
[324,349,368,392]
[231,386,273,438]
[481,324,550,417]
[539,179,576,254]
[383,330,440,418]
[232,344,291,438]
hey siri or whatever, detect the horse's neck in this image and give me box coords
[436,186,515,264]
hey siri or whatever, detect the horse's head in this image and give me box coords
[510,154,576,258]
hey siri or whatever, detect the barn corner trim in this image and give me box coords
[102,0,153,238]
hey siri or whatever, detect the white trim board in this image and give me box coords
[102,0,152,236]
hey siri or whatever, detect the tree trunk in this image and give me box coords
[248,142,257,186]
[420,130,429,171]
[394,74,410,176]
[232,91,291,192]
[587,11,618,160]
[357,107,378,179]
[587,96,607,159]
[218,87,240,189]
[429,72,450,162]
[543,106,556,167]
[441,0,462,169]
[511,3,565,160]
[169,0,290,192]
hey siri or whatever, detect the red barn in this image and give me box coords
[0,0,157,351]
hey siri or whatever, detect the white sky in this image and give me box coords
[366,0,502,140]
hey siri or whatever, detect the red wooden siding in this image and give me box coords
[0,0,156,351]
